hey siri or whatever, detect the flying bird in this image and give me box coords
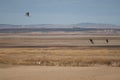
[106,39,109,43]
[89,39,94,44]
[25,12,30,17]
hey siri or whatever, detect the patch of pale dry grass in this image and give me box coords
[0,47,120,67]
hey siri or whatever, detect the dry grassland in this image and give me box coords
[0,47,120,67]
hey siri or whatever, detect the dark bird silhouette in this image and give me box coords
[26,12,30,17]
[89,39,94,44]
[106,39,109,43]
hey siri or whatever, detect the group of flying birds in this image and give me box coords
[89,39,109,44]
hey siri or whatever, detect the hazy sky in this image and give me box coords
[0,0,120,25]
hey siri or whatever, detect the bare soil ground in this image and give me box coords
[0,66,120,80]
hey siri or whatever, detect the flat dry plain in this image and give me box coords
[0,32,120,80]
[0,32,120,47]
[0,66,120,80]
[0,32,120,66]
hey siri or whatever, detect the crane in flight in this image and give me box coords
[89,39,94,44]
[25,12,30,17]
[106,39,109,43]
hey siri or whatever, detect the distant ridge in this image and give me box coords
[0,23,120,29]
[74,23,120,29]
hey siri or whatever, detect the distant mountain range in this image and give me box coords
[0,23,120,29]
[0,23,120,33]
[74,23,120,29]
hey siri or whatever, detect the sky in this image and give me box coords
[0,0,120,25]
